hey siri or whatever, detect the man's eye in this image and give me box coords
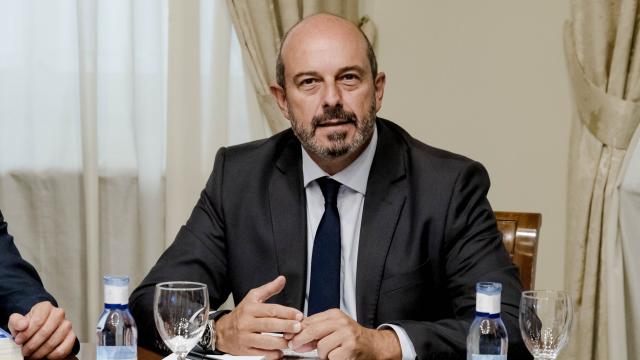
[300,78,317,86]
[341,74,360,82]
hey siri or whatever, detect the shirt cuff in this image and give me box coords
[377,323,417,360]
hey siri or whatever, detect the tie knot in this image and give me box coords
[317,177,341,205]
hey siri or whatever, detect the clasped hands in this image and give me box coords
[215,276,401,360]
[8,301,76,359]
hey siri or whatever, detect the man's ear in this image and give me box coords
[270,84,290,120]
[374,72,386,113]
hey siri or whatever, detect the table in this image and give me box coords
[74,343,317,360]
[74,343,162,360]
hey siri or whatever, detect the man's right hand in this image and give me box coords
[215,276,303,359]
[8,301,76,359]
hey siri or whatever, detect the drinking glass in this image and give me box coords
[154,282,209,360]
[519,290,573,360]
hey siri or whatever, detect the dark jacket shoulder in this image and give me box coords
[378,118,479,167]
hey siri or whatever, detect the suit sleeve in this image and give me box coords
[0,210,80,356]
[391,162,531,360]
[129,148,232,353]
[0,210,58,331]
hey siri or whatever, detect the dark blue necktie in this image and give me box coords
[308,177,342,315]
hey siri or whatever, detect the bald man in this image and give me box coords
[131,13,529,360]
[0,210,79,359]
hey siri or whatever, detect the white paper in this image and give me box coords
[0,338,23,360]
[163,352,264,360]
[282,348,319,358]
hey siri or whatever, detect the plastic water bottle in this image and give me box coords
[96,276,138,360]
[466,282,508,360]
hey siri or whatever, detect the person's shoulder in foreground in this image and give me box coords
[0,209,79,359]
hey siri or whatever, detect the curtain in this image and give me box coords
[563,0,640,359]
[226,0,375,133]
[164,0,268,250]
[619,126,640,360]
[0,0,266,341]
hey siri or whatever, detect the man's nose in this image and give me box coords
[322,82,342,108]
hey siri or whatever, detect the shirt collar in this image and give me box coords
[302,124,378,195]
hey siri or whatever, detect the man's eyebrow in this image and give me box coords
[292,71,321,82]
[337,65,366,74]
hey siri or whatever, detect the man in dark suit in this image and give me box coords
[130,13,529,359]
[0,210,79,359]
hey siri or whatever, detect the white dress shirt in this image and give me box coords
[301,125,417,360]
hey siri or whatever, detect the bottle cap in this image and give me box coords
[103,275,130,305]
[475,282,502,315]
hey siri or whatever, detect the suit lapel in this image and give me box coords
[356,120,407,326]
[269,137,307,311]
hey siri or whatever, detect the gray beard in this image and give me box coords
[289,102,376,160]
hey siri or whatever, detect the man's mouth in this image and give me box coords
[316,119,354,127]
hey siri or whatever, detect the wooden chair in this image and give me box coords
[494,211,541,290]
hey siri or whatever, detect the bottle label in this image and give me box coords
[476,292,500,314]
[104,285,129,305]
[471,355,507,360]
[96,345,136,360]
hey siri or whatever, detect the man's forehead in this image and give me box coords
[280,14,368,62]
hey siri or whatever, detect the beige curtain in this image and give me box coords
[563,0,640,359]
[165,0,269,252]
[226,0,375,133]
[619,125,640,360]
[0,0,265,342]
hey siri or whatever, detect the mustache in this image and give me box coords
[311,106,358,128]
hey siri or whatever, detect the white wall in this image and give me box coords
[362,1,571,291]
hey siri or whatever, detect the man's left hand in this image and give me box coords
[288,309,401,360]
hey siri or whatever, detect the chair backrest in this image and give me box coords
[494,211,541,290]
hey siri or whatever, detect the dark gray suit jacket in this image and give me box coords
[130,118,530,359]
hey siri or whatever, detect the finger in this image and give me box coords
[302,308,340,325]
[316,330,344,359]
[15,301,53,345]
[290,318,337,349]
[298,309,350,337]
[8,313,29,336]
[247,276,286,303]
[13,313,36,344]
[327,346,349,360]
[46,331,76,360]
[249,318,301,334]
[29,319,72,359]
[246,333,289,351]
[289,340,317,353]
[250,303,303,321]
[21,307,65,357]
